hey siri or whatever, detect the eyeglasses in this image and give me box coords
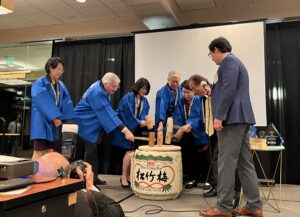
[169,80,179,85]
[208,52,212,58]
[109,83,120,89]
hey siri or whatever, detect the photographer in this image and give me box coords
[36,152,125,217]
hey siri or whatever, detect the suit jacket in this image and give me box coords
[211,53,255,125]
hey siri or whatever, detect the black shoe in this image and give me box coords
[185,180,197,189]
[94,178,106,185]
[203,186,217,197]
[120,178,130,188]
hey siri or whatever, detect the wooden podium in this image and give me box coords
[0,177,83,217]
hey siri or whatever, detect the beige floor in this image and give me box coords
[100,175,300,217]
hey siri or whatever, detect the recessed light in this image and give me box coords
[76,0,86,3]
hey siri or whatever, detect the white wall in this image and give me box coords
[135,21,266,126]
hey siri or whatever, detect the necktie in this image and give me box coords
[205,96,214,136]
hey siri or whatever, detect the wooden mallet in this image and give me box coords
[133,115,155,146]
[165,117,174,144]
[145,115,154,130]
[133,133,155,147]
[148,132,155,147]
[156,131,163,146]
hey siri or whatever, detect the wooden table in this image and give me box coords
[0,176,83,217]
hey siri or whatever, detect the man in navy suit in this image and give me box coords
[199,37,263,217]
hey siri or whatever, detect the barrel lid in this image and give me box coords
[138,145,181,151]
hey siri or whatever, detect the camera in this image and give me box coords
[70,160,86,179]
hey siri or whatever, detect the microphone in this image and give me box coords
[200,80,211,97]
[61,124,78,161]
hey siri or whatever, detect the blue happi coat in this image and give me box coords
[155,84,182,130]
[74,81,122,144]
[109,92,150,149]
[173,95,208,146]
[30,76,75,142]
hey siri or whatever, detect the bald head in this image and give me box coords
[36,152,71,177]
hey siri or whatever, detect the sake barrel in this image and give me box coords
[130,145,182,200]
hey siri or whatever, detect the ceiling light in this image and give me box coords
[0,0,14,15]
[76,0,86,3]
[0,79,31,86]
[142,16,178,30]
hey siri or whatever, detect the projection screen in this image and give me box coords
[135,21,266,126]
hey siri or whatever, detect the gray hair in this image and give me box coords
[167,70,180,80]
[102,72,120,85]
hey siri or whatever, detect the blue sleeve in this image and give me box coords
[32,82,61,121]
[60,82,75,120]
[187,97,202,130]
[155,90,168,125]
[173,96,185,127]
[87,90,122,133]
[118,93,140,130]
[140,97,150,120]
[188,97,208,146]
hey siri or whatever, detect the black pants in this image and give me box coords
[210,134,218,187]
[181,133,210,182]
[82,132,105,181]
[75,190,125,217]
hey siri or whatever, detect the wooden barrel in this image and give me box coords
[130,145,182,200]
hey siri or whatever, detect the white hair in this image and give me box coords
[167,70,180,80]
[101,72,120,85]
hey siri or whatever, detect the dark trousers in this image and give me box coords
[82,132,105,181]
[210,133,218,187]
[181,133,209,182]
[75,190,125,217]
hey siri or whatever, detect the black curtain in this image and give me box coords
[52,36,134,174]
[266,21,300,184]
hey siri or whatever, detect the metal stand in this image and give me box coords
[252,146,285,212]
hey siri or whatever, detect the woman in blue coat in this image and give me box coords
[31,57,75,160]
[173,80,208,188]
[110,78,150,187]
